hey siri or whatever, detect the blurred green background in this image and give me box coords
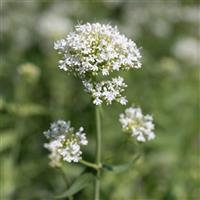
[0,0,199,199]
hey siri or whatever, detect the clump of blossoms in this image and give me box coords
[43,120,88,167]
[83,76,128,105]
[54,23,142,105]
[54,23,141,78]
[119,106,155,142]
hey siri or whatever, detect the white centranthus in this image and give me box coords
[83,76,128,105]
[44,120,88,167]
[54,23,141,78]
[119,106,155,142]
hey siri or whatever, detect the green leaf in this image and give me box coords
[0,155,15,199]
[55,173,94,199]
[1,102,48,117]
[0,129,17,152]
[102,154,140,173]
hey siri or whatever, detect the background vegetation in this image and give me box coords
[0,0,199,199]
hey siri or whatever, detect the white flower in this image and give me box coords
[76,127,88,145]
[43,120,88,167]
[102,68,109,76]
[119,106,155,142]
[83,76,128,105]
[54,39,67,51]
[93,98,103,105]
[54,22,142,78]
[43,120,72,139]
[119,97,128,105]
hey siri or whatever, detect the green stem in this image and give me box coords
[95,106,101,200]
[80,159,100,170]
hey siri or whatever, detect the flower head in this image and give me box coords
[44,120,88,167]
[119,106,155,142]
[83,76,128,105]
[54,23,141,78]
[54,23,142,106]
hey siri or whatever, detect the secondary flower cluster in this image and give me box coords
[44,120,88,167]
[54,23,141,78]
[119,106,155,142]
[54,23,142,105]
[83,76,128,105]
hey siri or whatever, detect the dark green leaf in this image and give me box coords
[55,173,94,199]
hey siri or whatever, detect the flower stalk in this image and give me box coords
[80,159,101,170]
[95,105,102,200]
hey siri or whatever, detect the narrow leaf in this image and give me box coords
[55,173,94,199]
[102,154,140,173]
[7,103,48,117]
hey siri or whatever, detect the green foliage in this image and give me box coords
[55,173,94,199]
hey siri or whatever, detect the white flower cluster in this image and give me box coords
[54,23,141,78]
[54,23,142,105]
[119,106,155,142]
[44,120,88,167]
[83,77,128,105]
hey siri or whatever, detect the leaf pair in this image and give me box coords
[55,155,140,198]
